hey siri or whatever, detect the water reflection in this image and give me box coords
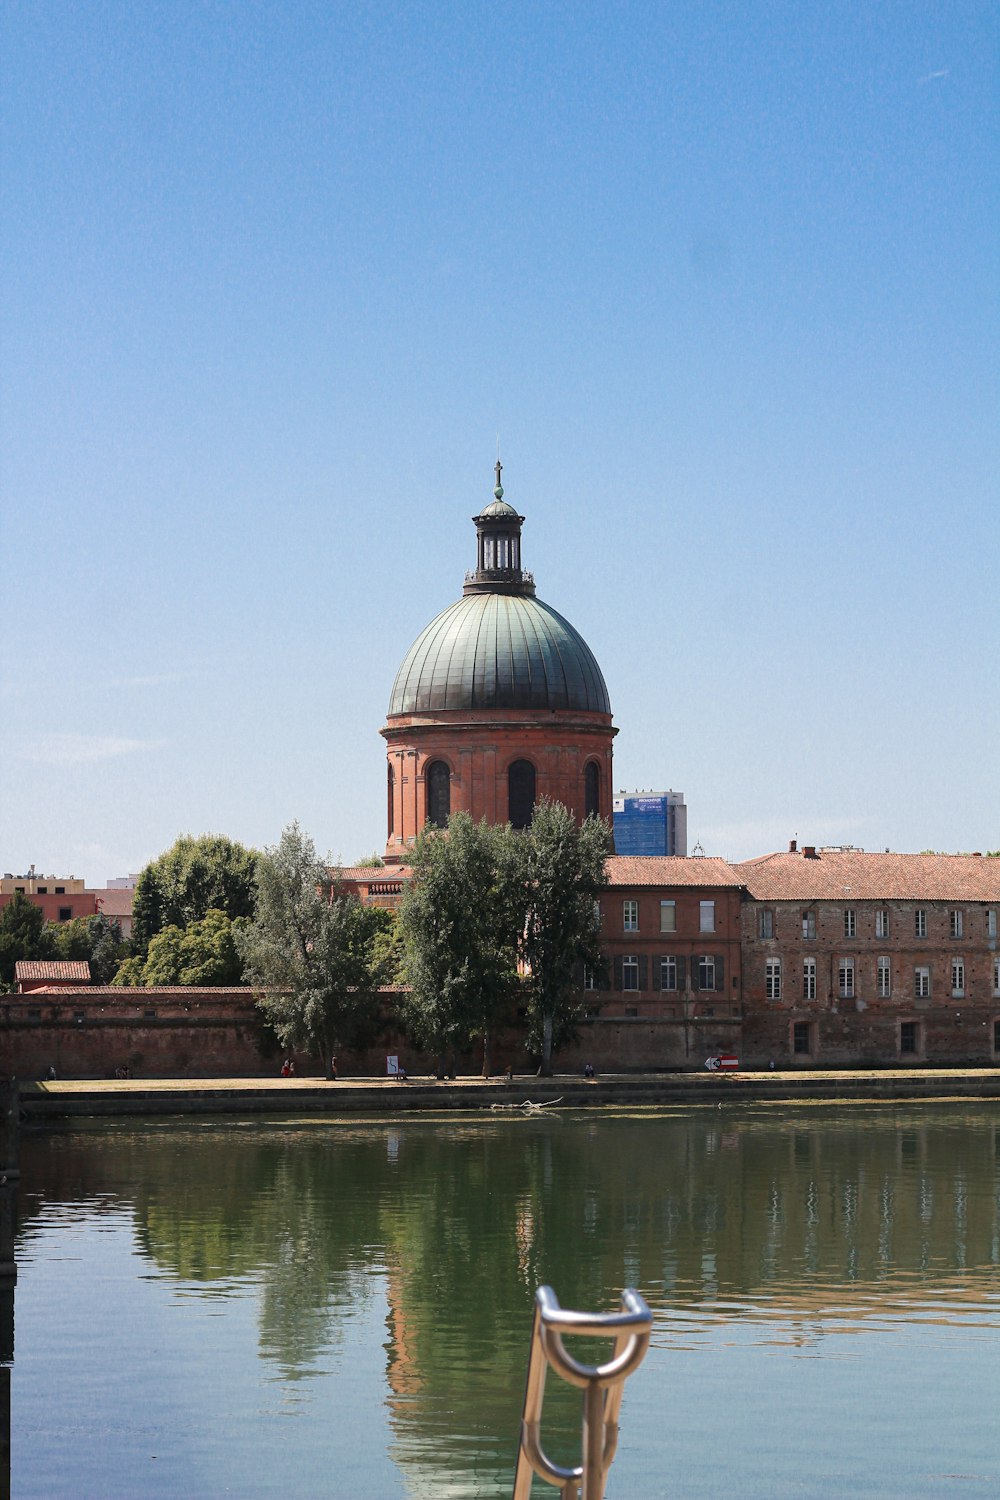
[15,1105,1000,1498]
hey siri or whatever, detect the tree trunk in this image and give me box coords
[482,1029,492,1079]
[539,1013,554,1077]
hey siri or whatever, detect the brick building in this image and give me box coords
[561,855,744,1070]
[0,877,98,925]
[382,463,616,859]
[737,845,1000,1067]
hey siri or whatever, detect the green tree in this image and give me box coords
[142,910,246,986]
[48,912,128,983]
[399,813,525,1077]
[236,823,391,1078]
[87,914,129,984]
[0,891,51,989]
[131,834,258,955]
[522,799,611,1076]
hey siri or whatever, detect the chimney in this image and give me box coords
[789,839,797,853]
[803,846,818,859]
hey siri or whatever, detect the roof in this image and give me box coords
[89,887,134,918]
[605,856,743,888]
[9,986,256,998]
[335,865,413,884]
[15,960,92,982]
[388,592,611,716]
[476,494,520,520]
[735,851,1000,902]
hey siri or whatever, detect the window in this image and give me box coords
[877,957,891,998]
[765,959,781,1001]
[37,886,47,894]
[584,761,601,819]
[915,909,927,939]
[951,959,965,997]
[508,760,536,830]
[387,763,395,836]
[583,966,595,991]
[793,1021,811,1055]
[994,1019,1000,1054]
[426,761,451,829]
[660,956,677,991]
[803,958,817,1001]
[622,956,639,992]
[838,959,855,1000]
[949,910,963,939]
[623,900,639,932]
[802,911,816,940]
[58,907,72,922]
[698,956,716,992]
[660,900,676,933]
[624,1004,638,1018]
[844,909,856,938]
[699,901,715,933]
[914,966,930,999]
[994,959,1000,997]
[875,909,890,938]
[900,1021,919,1055]
[759,910,773,939]
[54,886,65,895]
[988,909,997,939]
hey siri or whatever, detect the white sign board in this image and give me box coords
[386,1055,399,1076]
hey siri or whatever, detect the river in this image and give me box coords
[9,1102,1000,1497]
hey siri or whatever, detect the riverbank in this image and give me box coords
[16,1066,1000,1119]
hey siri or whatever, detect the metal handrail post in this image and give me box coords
[513,1286,652,1500]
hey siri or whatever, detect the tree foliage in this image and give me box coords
[131,834,258,955]
[399,814,525,1076]
[48,913,128,984]
[521,800,611,1074]
[236,823,392,1077]
[0,892,49,988]
[112,909,245,987]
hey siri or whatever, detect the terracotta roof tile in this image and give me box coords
[10,985,257,998]
[735,851,1000,902]
[605,856,743,888]
[335,865,413,884]
[89,888,134,917]
[14,960,92,982]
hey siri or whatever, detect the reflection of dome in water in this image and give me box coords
[388,592,611,716]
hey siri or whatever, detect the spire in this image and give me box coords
[465,459,533,596]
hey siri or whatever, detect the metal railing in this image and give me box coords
[513,1285,652,1500]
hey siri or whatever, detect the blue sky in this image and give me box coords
[2,1,997,882]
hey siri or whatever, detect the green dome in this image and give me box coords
[388,592,611,716]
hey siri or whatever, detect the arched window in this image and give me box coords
[426,761,451,829]
[584,761,600,819]
[508,759,536,831]
[387,762,395,837]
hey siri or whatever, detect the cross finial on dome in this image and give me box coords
[494,457,503,499]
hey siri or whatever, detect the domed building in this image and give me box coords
[382,463,616,859]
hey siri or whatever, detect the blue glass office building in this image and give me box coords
[612,792,687,856]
